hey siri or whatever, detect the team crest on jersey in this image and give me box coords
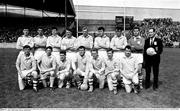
[154,41,157,45]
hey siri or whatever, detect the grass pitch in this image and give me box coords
[0,48,180,108]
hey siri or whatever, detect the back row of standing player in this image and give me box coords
[16,26,145,94]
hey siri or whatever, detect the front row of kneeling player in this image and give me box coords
[16,45,140,94]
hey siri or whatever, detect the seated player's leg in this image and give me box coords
[65,70,71,89]
[40,72,51,88]
[122,75,132,93]
[49,71,55,90]
[73,70,83,89]
[132,73,139,93]
[18,73,25,90]
[74,69,88,90]
[88,71,94,92]
[31,71,38,92]
[111,72,119,94]
[18,70,33,90]
[136,53,143,89]
[96,74,105,89]
[57,72,65,88]
[107,74,113,91]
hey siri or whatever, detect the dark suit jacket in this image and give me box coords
[143,37,163,65]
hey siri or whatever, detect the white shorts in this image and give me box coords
[18,70,37,79]
[52,51,60,63]
[40,71,54,80]
[122,73,139,85]
[34,50,45,60]
[98,50,108,60]
[132,53,143,64]
[113,51,124,60]
[18,70,37,90]
[76,69,87,77]
[57,71,69,80]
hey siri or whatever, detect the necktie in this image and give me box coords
[150,38,153,46]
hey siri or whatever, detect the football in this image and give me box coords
[146,47,156,55]
[80,83,88,90]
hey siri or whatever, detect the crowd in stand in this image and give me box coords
[138,18,180,47]
[0,18,180,47]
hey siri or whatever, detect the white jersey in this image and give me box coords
[110,35,127,50]
[47,35,62,52]
[94,35,110,50]
[34,35,47,49]
[16,35,34,49]
[76,34,93,49]
[61,36,76,50]
[38,54,56,71]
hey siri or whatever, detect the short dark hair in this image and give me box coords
[149,27,155,32]
[37,27,43,30]
[82,26,88,31]
[60,50,66,55]
[133,26,140,31]
[91,48,98,53]
[78,46,86,50]
[115,27,122,32]
[23,45,31,49]
[125,45,131,50]
[106,48,114,53]
[98,27,105,31]
[46,46,53,51]
[23,28,29,31]
[52,27,57,30]
[66,28,72,32]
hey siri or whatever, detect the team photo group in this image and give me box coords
[15,26,163,95]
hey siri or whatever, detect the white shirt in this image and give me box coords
[119,55,138,76]
[110,35,127,50]
[76,34,93,49]
[94,35,110,50]
[47,35,62,52]
[16,35,34,49]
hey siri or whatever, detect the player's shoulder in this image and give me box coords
[111,35,117,39]
[78,35,83,38]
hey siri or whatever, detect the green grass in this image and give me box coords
[0,48,180,108]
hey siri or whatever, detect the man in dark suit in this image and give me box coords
[143,28,163,90]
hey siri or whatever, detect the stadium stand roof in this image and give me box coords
[1,0,76,16]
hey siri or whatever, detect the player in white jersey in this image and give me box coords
[16,45,38,92]
[47,27,62,63]
[16,29,34,57]
[94,27,110,60]
[34,28,47,60]
[61,29,77,63]
[76,27,93,57]
[57,50,71,88]
[128,27,145,89]
[119,45,139,93]
[37,46,56,91]
[110,27,127,60]
[104,48,120,94]
[72,46,90,90]
[88,48,105,92]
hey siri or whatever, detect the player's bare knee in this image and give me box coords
[32,71,38,78]
[88,72,93,79]
[50,71,55,77]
